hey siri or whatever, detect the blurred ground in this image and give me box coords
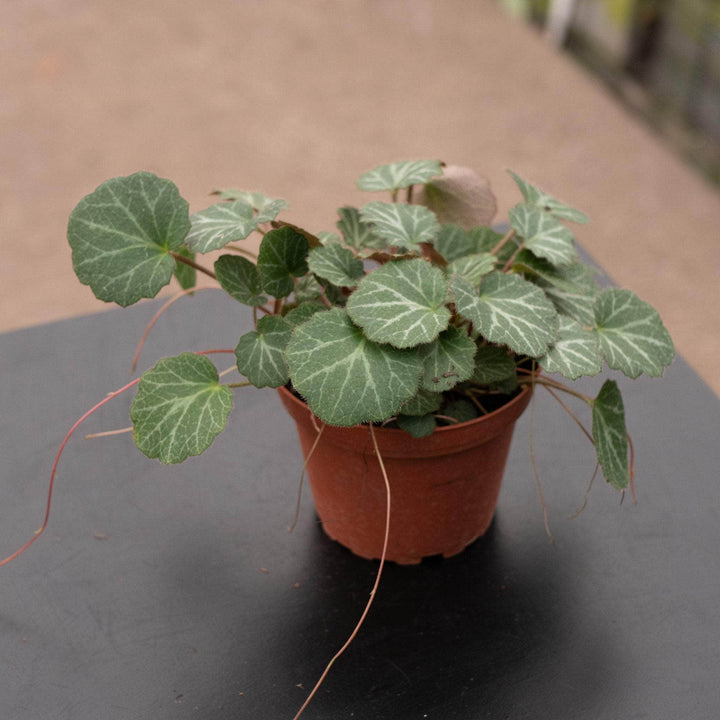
[2,0,719,394]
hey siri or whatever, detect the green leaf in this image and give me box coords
[509,203,577,268]
[257,226,309,298]
[399,388,443,416]
[283,301,327,328]
[356,160,443,192]
[286,308,423,426]
[130,353,233,464]
[594,288,674,378]
[451,272,557,357]
[336,206,385,250]
[528,258,600,327]
[185,201,257,254]
[539,316,602,379]
[592,380,629,489]
[433,224,472,262]
[359,202,440,251]
[445,253,496,285]
[508,171,589,224]
[442,398,478,424]
[67,172,191,306]
[234,315,292,388]
[418,326,476,392]
[293,273,324,303]
[471,345,517,384]
[396,413,436,438]
[307,244,365,287]
[317,231,342,246]
[346,259,451,348]
[173,246,196,290]
[214,254,268,307]
[211,190,288,223]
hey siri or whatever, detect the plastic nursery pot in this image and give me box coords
[278,384,533,565]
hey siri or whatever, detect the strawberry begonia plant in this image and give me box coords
[66,160,675,492]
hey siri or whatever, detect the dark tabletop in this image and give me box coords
[1,289,719,719]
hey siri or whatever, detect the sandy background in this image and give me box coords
[2,0,719,394]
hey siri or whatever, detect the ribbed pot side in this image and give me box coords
[278,385,533,565]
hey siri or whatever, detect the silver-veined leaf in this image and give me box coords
[595,288,674,378]
[336,206,385,250]
[307,244,364,287]
[346,259,451,348]
[214,254,267,307]
[592,379,628,489]
[185,201,257,254]
[508,171,589,224]
[257,226,309,298]
[130,353,233,464]
[451,272,557,357]
[471,345,517,384]
[356,160,443,192]
[509,203,577,268]
[433,224,472,262]
[285,308,422,426]
[283,301,327,327]
[445,253,496,285]
[234,315,292,388]
[528,258,600,327]
[539,316,602,379]
[67,172,190,306]
[359,202,440,251]
[211,190,288,223]
[418,326,476,392]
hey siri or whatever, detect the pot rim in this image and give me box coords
[277,382,534,457]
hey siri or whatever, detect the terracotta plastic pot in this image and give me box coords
[278,385,533,564]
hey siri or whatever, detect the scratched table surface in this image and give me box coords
[1,289,719,719]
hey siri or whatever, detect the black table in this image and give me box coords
[2,290,719,719]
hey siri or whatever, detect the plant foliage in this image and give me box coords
[68,161,675,492]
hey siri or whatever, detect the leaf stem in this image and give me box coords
[501,242,525,272]
[517,373,593,406]
[490,228,516,256]
[170,251,217,280]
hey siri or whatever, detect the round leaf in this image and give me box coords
[346,259,451,348]
[185,201,257,254]
[539,316,602,379]
[214,254,267,307]
[451,272,557,358]
[286,308,423,426]
[359,202,440,251]
[418,326,476,392]
[257,226,309,298]
[594,288,674,378]
[509,203,577,268]
[308,244,365,287]
[130,353,233,464]
[356,160,443,192]
[67,172,190,306]
[471,346,517,384]
[235,315,292,388]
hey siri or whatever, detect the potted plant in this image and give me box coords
[15,159,666,564]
